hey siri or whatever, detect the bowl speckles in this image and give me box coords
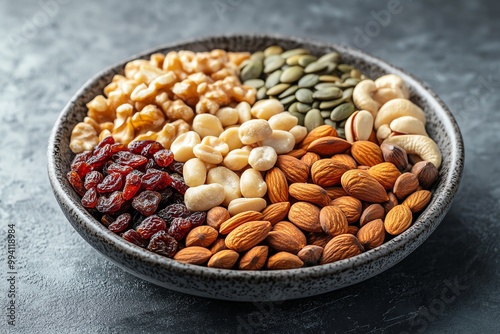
[47,34,464,302]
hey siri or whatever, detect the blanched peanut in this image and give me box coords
[193,144,223,164]
[227,198,267,216]
[170,131,201,162]
[184,184,225,211]
[219,127,243,151]
[223,149,249,171]
[192,114,224,138]
[183,158,207,187]
[242,145,254,153]
[207,167,241,206]
[238,119,273,145]
[248,146,277,171]
[267,112,298,131]
[261,130,295,154]
[289,125,308,144]
[215,107,239,127]
[201,136,229,156]
[240,169,267,198]
[236,101,252,124]
[250,99,284,120]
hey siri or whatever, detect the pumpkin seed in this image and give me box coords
[323,63,338,74]
[286,54,302,66]
[296,102,312,113]
[312,101,320,109]
[238,59,250,71]
[265,70,283,88]
[343,78,361,86]
[330,103,355,121]
[257,86,267,100]
[314,82,339,90]
[264,54,282,66]
[298,74,320,88]
[319,75,341,82]
[298,55,317,67]
[280,95,297,105]
[312,87,343,100]
[338,64,353,73]
[342,87,354,99]
[280,66,304,83]
[324,119,337,127]
[289,102,299,113]
[304,109,324,132]
[240,61,263,81]
[319,97,346,110]
[250,51,264,62]
[317,52,340,64]
[336,127,346,139]
[339,120,347,127]
[243,79,265,88]
[289,110,305,126]
[267,83,290,96]
[295,88,314,103]
[264,57,285,74]
[350,69,362,79]
[280,48,309,59]
[304,61,329,74]
[341,73,351,80]
[320,111,331,118]
[264,45,283,56]
[278,85,299,98]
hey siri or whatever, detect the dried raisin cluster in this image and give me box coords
[67,137,205,258]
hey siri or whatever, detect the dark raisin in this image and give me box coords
[188,211,207,228]
[132,190,161,216]
[123,173,142,200]
[81,188,98,208]
[96,191,125,214]
[71,161,92,178]
[87,144,113,169]
[131,211,146,229]
[170,173,188,195]
[112,151,148,168]
[168,217,191,241]
[130,169,144,178]
[110,142,128,154]
[84,171,104,190]
[67,171,86,196]
[158,188,174,207]
[93,136,115,154]
[129,140,156,155]
[101,214,116,227]
[148,230,178,257]
[141,169,172,191]
[71,151,92,168]
[145,158,159,170]
[121,229,147,248]
[107,163,133,175]
[97,173,123,194]
[141,142,164,158]
[171,192,185,204]
[157,203,190,223]
[136,215,167,239]
[167,161,184,174]
[154,149,174,168]
[108,213,131,233]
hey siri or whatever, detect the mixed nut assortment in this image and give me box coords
[68,45,442,270]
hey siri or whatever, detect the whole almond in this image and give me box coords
[275,155,309,183]
[341,170,389,203]
[185,226,218,248]
[210,238,228,254]
[320,234,364,264]
[307,232,332,248]
[266,221,306,254]
[351,141,384,167]
[174,246,212,264]
[307,136,352,156]
[403,190,432,213]
[300,152,321,169]
[368,162,401,190]
[381,143,408,172]
[357,218,385,250]
[300,124,337,149]
[219,211,263,234]
[207,249,239,269]
[359,203,385,227]
[206,206,230,231]
[330,196,362,223]
[225,221,272,252]
[267,252,304,269]
[289,183,331,207]
[265,167,289,203]
[311,159,351,187]
[297,245,323,266]
[260,202,290,225]
[346,225,360,235]
[319,206,348,237]
[331,154,358,169]
[382,192,399,213]
[287,148,307,159]
[288,202,322,232]
[324,186,348,200]
[384,205,413,235]
[393,172,419,200]
[411,161,438,189]
[239,245,269,270]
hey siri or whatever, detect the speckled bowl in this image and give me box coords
[47,34,464,302]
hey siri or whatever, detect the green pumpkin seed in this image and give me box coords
[238,59,250,71]
[280,95,297,105]
[280,66,304,83]
[320,111,331,118]
[319,97,346,110]
[314,82,338,90]
[295,88,314,103]
[343,78,361,86]
[323,63,338,74]
[250,51,264,62]
[312,101,320,109]
[289,102,299,113]
[289,110,305,126]
[304,61,329,74]
[286,54,302,66]
[281,64,291,70]
[324,119,337,127]
[265,70,283,88]
[280,48,309,59]
[336,127,346,139]
[267,83,290,96]
[317,52,340,64]
[264,45,283,57]
[350,69,362,79]
[264,57,286,74]
[341,73,351,80]
[278,85,299,98]
[298,55,317,67]
[240,61,263,81]
[264,54,282,66]
[338,64,353,73]
[256,86,267,100]
[243,79,265,89]
[319,75,341,82]
[330,103,355,121]
[304,109,324,132]
[339,120,347,127]
[342,87,354,99]
[312,87,343,100]
[297,102,312,113]
[298,74,320,88]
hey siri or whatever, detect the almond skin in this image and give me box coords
[359,203,385,227]
[384,205,413,235]
[411,161,438,189]
[311,159,351,187]
[402,190,432,213]
[307,232,332,248]
[207,249,239,269]
[320,234,364,264]
[225,221,272,252]
[287,148,307,159]
[275,155,309,183]
[319,206,348,237]
[267,252,304,269]
[330,154,358,169]
[324,186,348,200]
[266,221,306,254]
[174,246,212,264]
[381,143,408,172]
[265,167,289,203]
[289,183,331,207]
[210,238,228,254]
[393,172,419,200]
[346,225,360,235]
[185,226,219,247]
[341,169,389,203]
[351,141,384,167]
[357,219,385,250]
[368,162,401,190]
[382,192,399,213]
[330,196,362,224]
[260,202,290,225]
[297,245,323,266]
[288,202,322,232]
[307,136,352,156]
[219,211,263,234]
[300,124,337,149]
[300,152,321,169]
[239,245,268,270]
[206,206,230,231]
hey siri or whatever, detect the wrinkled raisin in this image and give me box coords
[81,188,98,208]
[158,188,174,207]
[87,144,112,169]
[123,173,142,200]
[67,171,86,196]
[131,211,146,229]
[188,211,207,228]
[97,173,123,194]
[148,230,178,257]
[71,151,92,168]
[132,190,161,216]
[141,169,172,191]
[122,229,147,248]
[170,173,188,195]
[110,142,128,154]
[167,161,184,174]
[168,217,191,241]
[71,161,92,178]
[141,142,164,158]
[136,215,167,239]
[171,192,185,204]
[101,214,116,227]
[130,169,144,178]
[145,158,159,170]
[154,149,174,168]
[108,213,131,233]
[107,163,133,175]
[157,203,190,223]
[129,140,156,155]
[96,191,125,214]
[112,151,148,168]
[84,171,104,190]
[93,136,115,154]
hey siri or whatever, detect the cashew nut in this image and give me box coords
[345,110,374,143]
[352,79,381,117]
[376,124,392,143]
[383,135,441,168]
[373,74,410,105]
[390,116,428,136]
[374,98,426,130]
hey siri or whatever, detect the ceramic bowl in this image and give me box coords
[47,34,464,302]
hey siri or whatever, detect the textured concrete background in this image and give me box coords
[0,0,499,333]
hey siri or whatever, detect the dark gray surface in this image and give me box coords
[0,0,498,333]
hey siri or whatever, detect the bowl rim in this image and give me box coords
[47,33,464,281]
